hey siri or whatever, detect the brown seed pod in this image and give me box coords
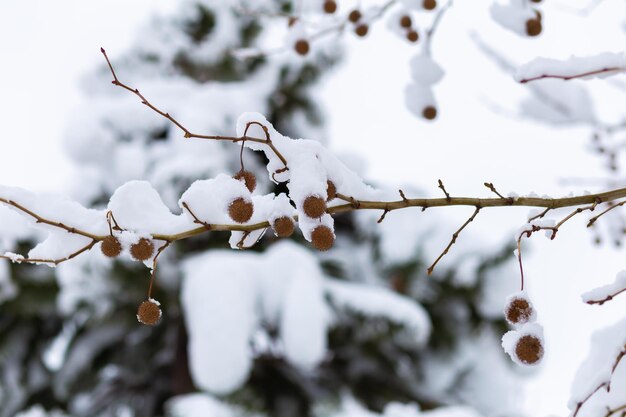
[234,170,257,193]
[323,0,337,14]
[101,235,122,258]
[525,18,542,37]
[303,195,327,218]
[273,216,295,238]
[355,23,369,37]
[423,0,437,10]
[294,39,310,56]
[422,106,437,120]
[348,9,362,23]
[514,335,544,365]
[326,180,337,201]
[228,197,254,223]
[407,30,419,43]
[505,297,535,325]
[400,15,412,28]
[130,238,155,261]
[311,225,335,251]
[288,16,298,27]
[137,299,162,326]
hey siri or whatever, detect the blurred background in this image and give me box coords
[1,1,626,416]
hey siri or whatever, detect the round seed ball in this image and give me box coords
[422,106,437,120]
[355,23,369,37]
[137,299,162,326]
[505,297,534,326]
[525,18,542,37]
[515,335,544,365]
[303,195,327,218]
[400,15,412,28]
[323,0,337,14]
[101,235,122,258]
[348,9,362,23]
[234,170,257,193]
[130,238,155,261]
[407,30,419,43]
[326,180,337,201]
[294,39,310,56]
[228,197,254,223]
[273,216,295,238]
[311,225,335,251]
[423,0,437,10]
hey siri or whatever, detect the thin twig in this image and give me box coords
[437,179,451,200]
[427,206,481,275]
[101,48,289,168]
[587,200,626,227]
[424,0,453,55]
[586,287,626,306]
[571,346,626,417]
[147,241,170,298]
[0,240,98,266]
[484,182,506,199]
[181,202,212,231]
[519,66,624,84]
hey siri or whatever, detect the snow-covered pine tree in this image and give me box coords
[0,1,523,417]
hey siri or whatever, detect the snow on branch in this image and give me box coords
[2,48,626,348]
[568,317,626,417]
[515,52,626,84]
[583,270,626,306]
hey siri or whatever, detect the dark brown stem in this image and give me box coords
[101,48,289,168]
[427,206,481,275]
[519,67,624,84]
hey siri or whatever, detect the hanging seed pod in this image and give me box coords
[422,105,437,120]
[326,180,337,201]
[525,16,542,37]
[233,170,257,193]
[272,216,295,238]
[504,293,536,326]
[130,238,155,261]
[423,0,437,10]
[348,9,362,23]
[101,235,122,258]
[294,39,310,56]
[355,23,369,37]
[303,195,327,218]
[311,225,335,251]
[400,15,412,28]
[137,298,162,326]
[407,30,419,43]
[228,197,254,223]
[323,0,337,14]
[514,335,544,365]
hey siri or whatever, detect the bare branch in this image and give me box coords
[101,48,290,169]
[437,179,451,200]
[427,206,481,275]
[518,66,624,84]
[587,200,626,227]
[572,346,626,417]
[484,182,508,200]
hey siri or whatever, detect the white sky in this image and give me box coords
[1,1,626,416]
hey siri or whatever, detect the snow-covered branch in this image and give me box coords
[516,52,626,84]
